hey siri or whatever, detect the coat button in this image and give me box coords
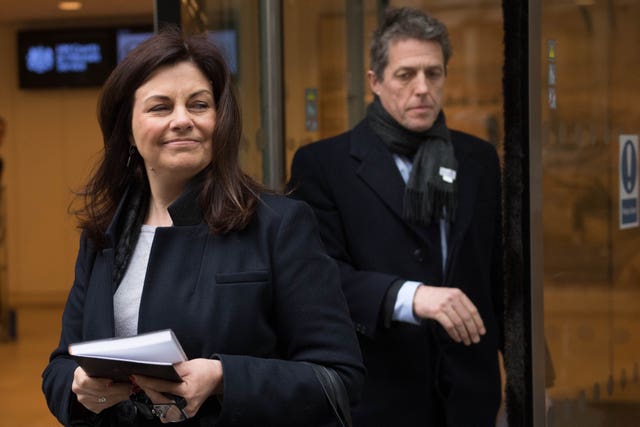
[413,248,424,262]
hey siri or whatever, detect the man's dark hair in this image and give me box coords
[370,7,452,80]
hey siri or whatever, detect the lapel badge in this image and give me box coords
[439,167,457,184]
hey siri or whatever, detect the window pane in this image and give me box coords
[541,1,640,425]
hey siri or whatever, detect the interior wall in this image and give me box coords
[0,24,103,306]
[0,3,266,306]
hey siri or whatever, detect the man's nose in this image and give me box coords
[413,73,429,94]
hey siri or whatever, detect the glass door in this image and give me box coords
[204,0,264,182]
[283,0,371,177]
[283,1,506,421]
[541,1,640,425]
[283,0,504,177]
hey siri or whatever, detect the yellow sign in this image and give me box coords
[548,39,556,60]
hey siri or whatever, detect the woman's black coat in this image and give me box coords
[42,183,364,426]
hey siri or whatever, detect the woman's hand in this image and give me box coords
[71,367,133,414]
[132,358,224,421]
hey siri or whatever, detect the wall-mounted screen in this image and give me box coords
[17,25,153,89]
[17,26,236,89]
[17,28,116,89]
[114,28,239,76]
[209,29,238,76]
[116,28,155,63]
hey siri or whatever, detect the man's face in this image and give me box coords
[369,38,446,133]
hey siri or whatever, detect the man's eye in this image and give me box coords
[428,69,444,80]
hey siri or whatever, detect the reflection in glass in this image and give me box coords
[204,0,263,181]
[542,1,640,425]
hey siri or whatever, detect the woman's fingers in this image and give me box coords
[72,367,132,413]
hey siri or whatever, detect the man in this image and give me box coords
[288,7,503,426]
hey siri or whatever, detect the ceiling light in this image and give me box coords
[58,1,83,11]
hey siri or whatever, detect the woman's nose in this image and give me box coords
[170,107,193,131]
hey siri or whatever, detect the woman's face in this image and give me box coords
[131,61,216,187]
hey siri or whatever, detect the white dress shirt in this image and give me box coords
[392,154,448,324]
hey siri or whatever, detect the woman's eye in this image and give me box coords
[190,101,210,110]
[149,104,170,112]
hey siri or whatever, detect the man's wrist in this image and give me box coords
[393,281,422,325]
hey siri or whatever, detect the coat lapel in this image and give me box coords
[444,136,480,281]
[349,121,444,248]
[350,122,406,219]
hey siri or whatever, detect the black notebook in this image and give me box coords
[68,329,187,383]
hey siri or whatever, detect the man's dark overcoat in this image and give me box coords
[289,119,504,426]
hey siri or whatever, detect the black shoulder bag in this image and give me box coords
[308,364,353,427]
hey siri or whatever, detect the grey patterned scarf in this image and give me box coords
[367,97,457,225]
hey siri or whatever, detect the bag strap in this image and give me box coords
[308,363,352,427]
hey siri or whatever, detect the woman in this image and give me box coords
[42,28,363,426]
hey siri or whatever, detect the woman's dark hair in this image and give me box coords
[370,7,452,81]
[75,26,261,246]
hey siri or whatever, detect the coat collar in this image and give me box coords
[167,175,204,226]
[104,175,205,247]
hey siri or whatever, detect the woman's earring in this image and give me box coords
[126,146,137,168]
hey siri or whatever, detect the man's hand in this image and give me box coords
[413,285,486,345]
